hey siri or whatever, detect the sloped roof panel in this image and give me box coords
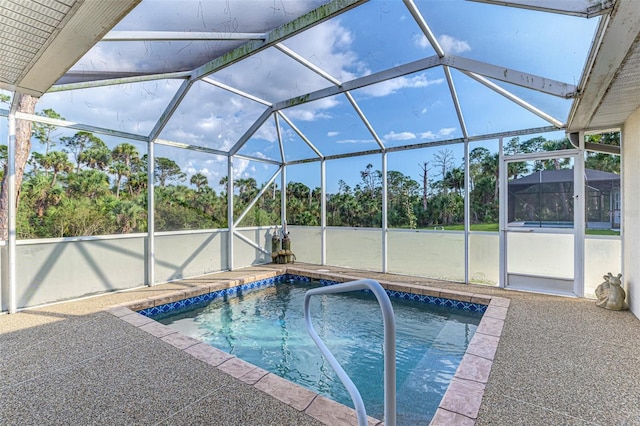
[0,0,141,96]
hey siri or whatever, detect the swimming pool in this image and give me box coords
[148,276,484,423]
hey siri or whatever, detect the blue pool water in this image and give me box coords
[154,280,482,424]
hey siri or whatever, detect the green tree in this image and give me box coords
[110,143,140,197]
[36,151,73,187]
[66,169,111,199]
[33,109,64,155]
[190,172,208,191]
[154,157,186,187]
[0,93,38,240]
[78,138,111,171]
[60,131,103,173]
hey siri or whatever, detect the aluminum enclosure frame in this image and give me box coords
[0,0,630,312]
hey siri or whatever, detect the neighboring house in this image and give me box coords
[508,169,620,229]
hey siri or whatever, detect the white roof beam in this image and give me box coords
[462,70,564,128]
[443,54,577,98]
[344,92,385,150]
[468,0,613,18]
[403,0,444,57]
[102,31,266,42]
[277,112,323,159]
[272,53,571,111]
[148,79,194,142]
[284,125,558,165]
[229,107,274,156]
[274,43,342,86]
[191,0,367,80]
[235,153,283,166]
[13,111,148,142]
[275,114,286,163]
[202,77,271,106]
[273,55,442,110]
[49,71,191,92]
[443,66,469,140]
[154,139,228,157]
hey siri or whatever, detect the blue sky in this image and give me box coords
[1,0,599,194]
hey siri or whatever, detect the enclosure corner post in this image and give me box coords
[7,101,17,313]
[147,137,155,286]
[321,158,327,265]
[227,155,235,271]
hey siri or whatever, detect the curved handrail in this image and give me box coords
[304,279,396,426]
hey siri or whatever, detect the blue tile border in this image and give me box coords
[140,273,486,318]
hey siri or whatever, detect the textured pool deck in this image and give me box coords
[2,263,640,425]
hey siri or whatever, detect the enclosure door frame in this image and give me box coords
[499,147,585,297]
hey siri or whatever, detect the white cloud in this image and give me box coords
[284,96,340,122]
[327,131,340,137]
[412,33,430,49]
[286,109,332,122]
[420,131,437,139]
[384,131,416,141]
[336,138,375,144]
[412,34,471,54]
[283,19,367,83]
[438,35,471,54]
[420,128,458,140]
[439,127,456,136]
[360,74,444,97]
[254,120,277,143]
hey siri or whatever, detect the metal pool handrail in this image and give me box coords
[303,279,396,426]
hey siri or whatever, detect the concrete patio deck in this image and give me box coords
[2,263,639,425]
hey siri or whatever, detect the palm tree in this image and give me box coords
[190,172,208,191]
[39,151,73,187]
[78,139,111,171]
[60,131,104,173]
[109,162,130,198]
[110,143,140,198]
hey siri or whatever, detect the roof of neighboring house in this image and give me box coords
[509,168,620,186]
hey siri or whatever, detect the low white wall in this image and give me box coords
[469,233,499,285]
[584,236,622,299]
[0,242,5,311]
[288,226,321,264]
[155,230,228,283]
[15,235,146,309]
[387,230,465,281]
[507,232,574,278]
[0,224,623,311]
[326,227,382,272]
[233,227,273,269]
[623,106,640,318]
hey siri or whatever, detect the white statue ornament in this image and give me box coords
[595,273,627,311]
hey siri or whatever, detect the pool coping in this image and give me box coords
[106,266,509,426]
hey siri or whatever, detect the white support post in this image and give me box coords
[574,131,586,297]
[227,156,234,271]
[498,137,507,288]
[275,113,286,163]
[321,159,327,265]
[464,140,470,284]
[382,152,388,273]
[281,164,287,231]
[7,103,17,313]
[620,130,625,292]
[147,139,155,286]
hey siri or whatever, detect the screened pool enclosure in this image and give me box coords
[1,0,639,315]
